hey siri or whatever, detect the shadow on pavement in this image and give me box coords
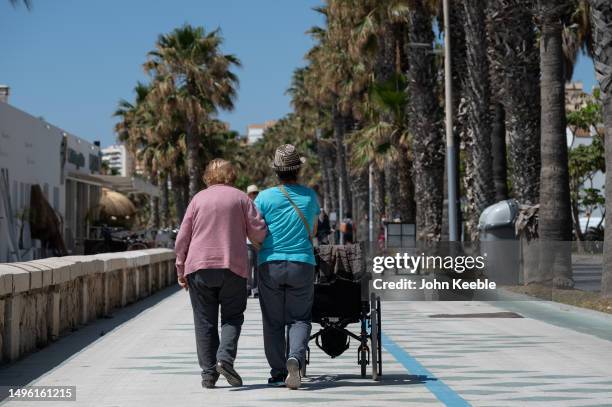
[0,285,181,402]
[230,373,434,391]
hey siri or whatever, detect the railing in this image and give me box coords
[0,248,176,364]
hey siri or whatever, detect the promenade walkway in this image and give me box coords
[1,286,612,407]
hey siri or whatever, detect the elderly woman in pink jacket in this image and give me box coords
[174,159,267,389]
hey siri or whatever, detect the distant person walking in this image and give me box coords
[254,144,320,390]
[246,184,260,297]
[316,209,331,245]
[340,211,355,243]
[174,159,267,389]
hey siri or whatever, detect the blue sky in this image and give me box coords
[0,1,597,148]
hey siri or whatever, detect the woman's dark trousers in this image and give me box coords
[187,268,247,380]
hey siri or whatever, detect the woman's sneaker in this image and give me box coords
[267,375,287,387]
[285,357,301,390]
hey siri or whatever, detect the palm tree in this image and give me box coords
[301,5,371,219]
[406,0,444,242]
[351,0,411,222]
[243,114,320,190]
[487,0,541,205]
[114,83,163,228]
[145,25,240,200]
[490,103,509,201]
[461,0,495,241]
[349,73,415,223]
[590,0,612,297]
[114,82,151,158]
[287,67,338,211]
[537,0,574,288]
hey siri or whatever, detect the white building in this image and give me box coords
[0,93,103,261]
[565,82,605,230]
[567,125,605,230]
[246,121,276,144]
[101,144,132,176]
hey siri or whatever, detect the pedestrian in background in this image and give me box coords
[340,211,355,243]
[174,159,267,389]
[246,184,260,297]
[316,209,331,245]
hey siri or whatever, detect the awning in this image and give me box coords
[67,172,160,197]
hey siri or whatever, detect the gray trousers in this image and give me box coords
[258,260,314,377]
[187,269,247,379]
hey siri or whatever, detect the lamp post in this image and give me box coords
[368,163,374,242]
[338,173,344,245]
[443,0,459,242]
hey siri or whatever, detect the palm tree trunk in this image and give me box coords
[319,155,331,212]
[601,98,612,296]
[487,0,541,205]
[186,126,202,200]
[342,114,354,215]
[438,0,466,242]
[491,103,509,201]
[182,176,190,210]
[398,145,416,223]
[171,171,186,223]
[376,25,401,221]
[462,0,495,242]
[147,195,159,229]
[159,172,170,227]
[147,175,160,229]
[537,0,573,287]
[590,0,612,297]
[373,167,386,233]
[407,0,444,242]
[353,168,369,242]
[385,161,401,220]
[327,157,339,219]
[332,105,351,217]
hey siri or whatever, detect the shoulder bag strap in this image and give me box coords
[278,184,313,244]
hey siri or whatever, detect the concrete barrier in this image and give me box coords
[0,248,176,364]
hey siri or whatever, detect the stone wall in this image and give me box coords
[0,248,176,364]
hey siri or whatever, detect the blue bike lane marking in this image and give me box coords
[381,332,472,407]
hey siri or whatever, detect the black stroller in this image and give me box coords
[303,244,382,380]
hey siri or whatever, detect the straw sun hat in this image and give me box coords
[270,144,306,171]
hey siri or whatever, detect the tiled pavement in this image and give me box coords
[2,287,612,407]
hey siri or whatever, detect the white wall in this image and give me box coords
[0,101,102,261]
[567,127,605,224]
[0,102,64,261]
[0,102,63,210]
[247,128,264,144]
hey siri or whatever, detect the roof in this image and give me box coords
[67,172,159,197]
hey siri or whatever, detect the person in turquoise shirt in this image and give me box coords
[254,144,320,390]
[255,184,320,265]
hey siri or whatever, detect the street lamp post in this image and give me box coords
[368,163,374,242]
[443,0,459,242]
[338,174,344,245]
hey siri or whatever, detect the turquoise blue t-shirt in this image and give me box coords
[254,184,320,266]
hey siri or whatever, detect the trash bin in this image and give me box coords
[479,199,520,285]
